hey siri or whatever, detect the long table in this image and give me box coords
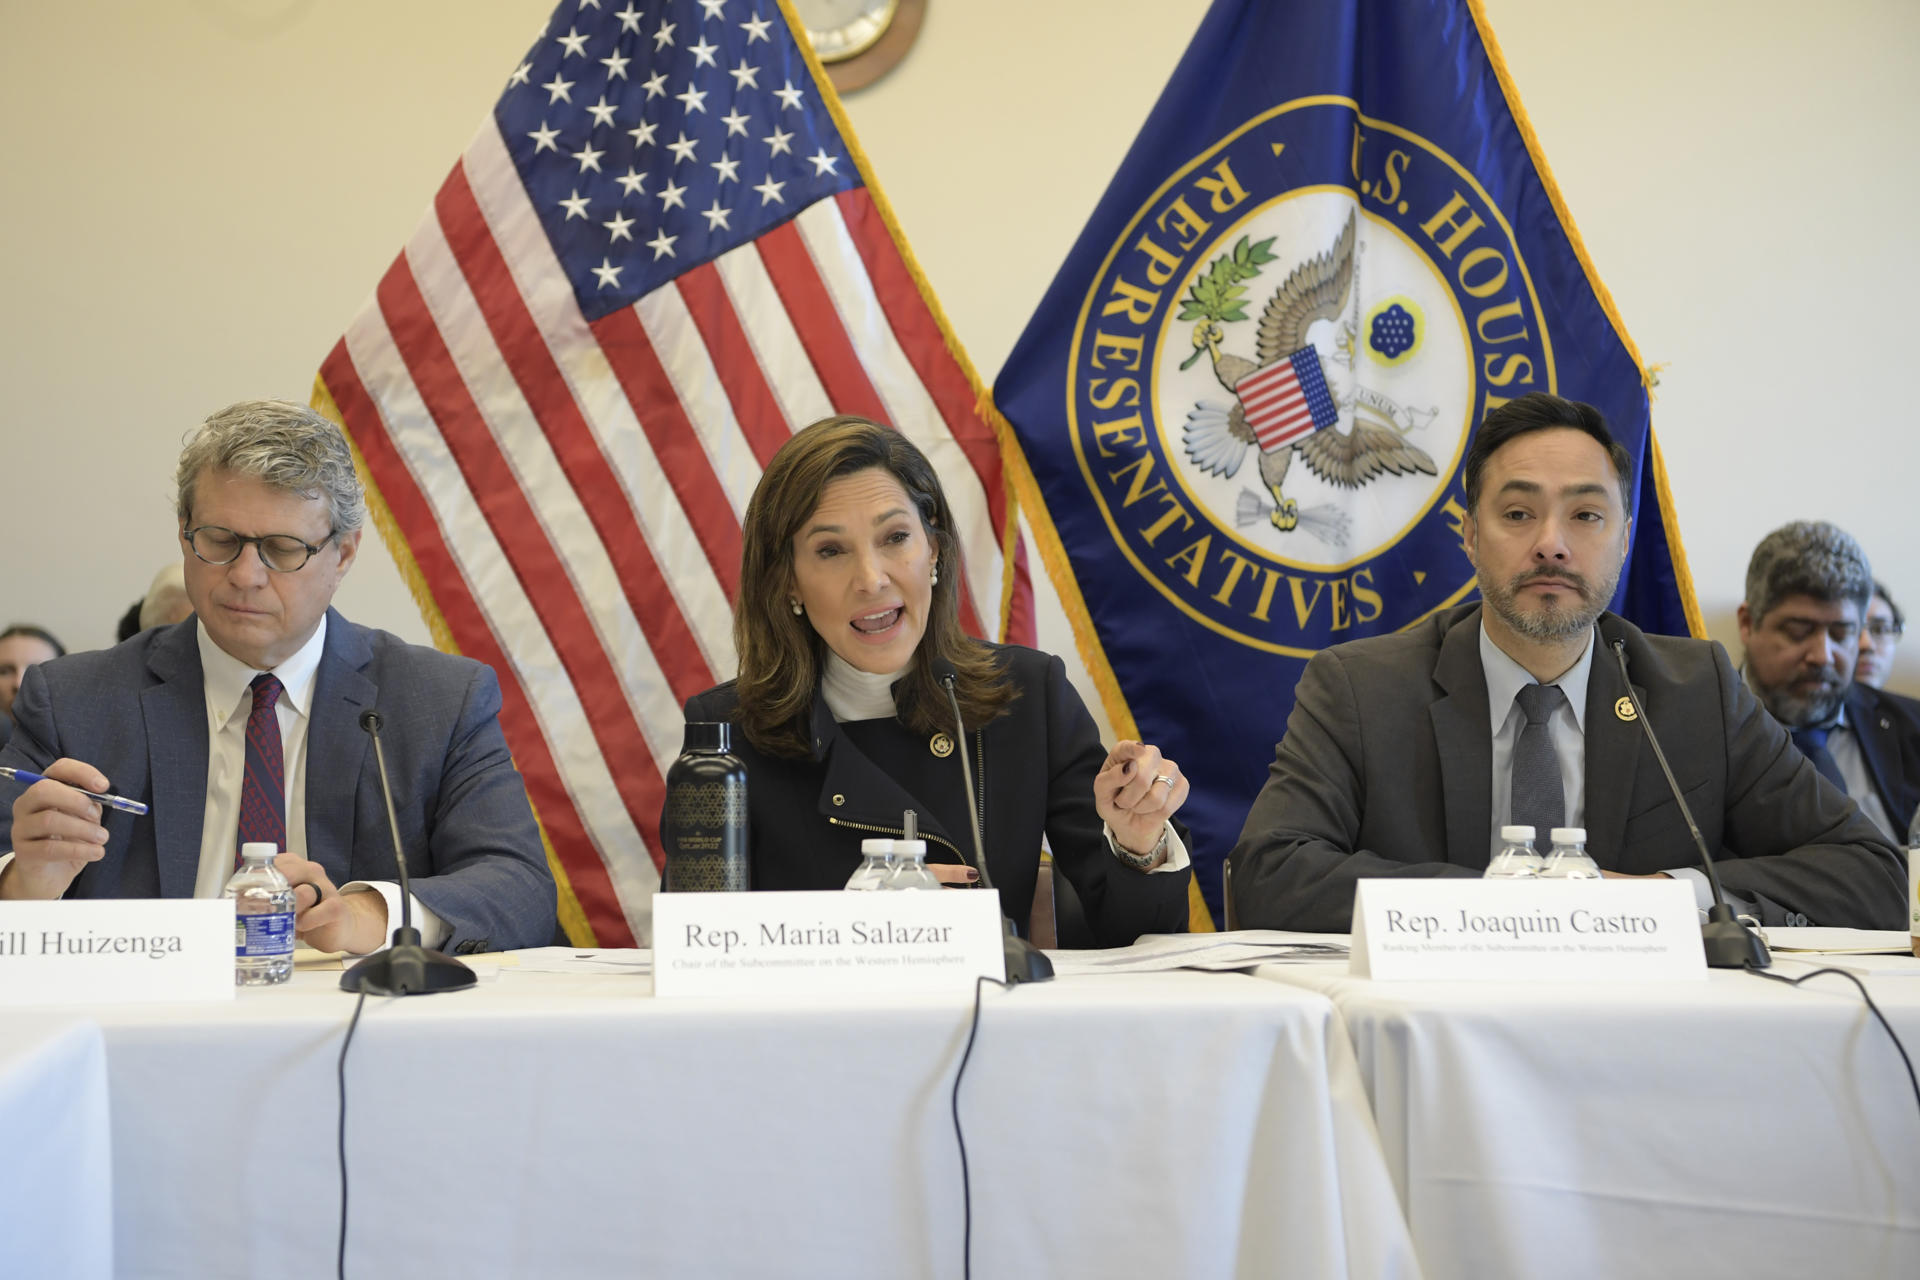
[1254,954,1920,1280]
[71,960,1417,1279]
[0,1016,113,1280]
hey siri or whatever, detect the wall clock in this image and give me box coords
[792,0,927,94]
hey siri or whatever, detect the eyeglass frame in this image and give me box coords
[183,523,341,573]
[1864,619,1905,641]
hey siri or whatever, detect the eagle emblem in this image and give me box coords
[1180,210,1438,541]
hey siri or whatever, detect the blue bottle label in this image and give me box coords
[236,912,296,958]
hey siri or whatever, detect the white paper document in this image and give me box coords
[1045,931,1349,976]
[1761,927,1917,955]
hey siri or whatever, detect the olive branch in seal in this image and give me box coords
[1177,235,1277,369]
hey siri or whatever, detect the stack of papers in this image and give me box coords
[1046,932,1348,976]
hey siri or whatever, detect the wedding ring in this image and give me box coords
[1153,773,1174,788]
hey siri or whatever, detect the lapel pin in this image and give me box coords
[929,733,954,758]
[1614,696,1637,722]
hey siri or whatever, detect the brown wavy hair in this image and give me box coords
[733,415,1016,757]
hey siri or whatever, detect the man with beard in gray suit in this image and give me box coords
[1230,393,1905,933]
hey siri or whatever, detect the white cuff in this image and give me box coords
[1663,866,1758,918]
[1102,823,1191,874]
[340,881,449,952]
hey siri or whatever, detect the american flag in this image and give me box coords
[1236,346,1338,453]
[315,0,1031,946]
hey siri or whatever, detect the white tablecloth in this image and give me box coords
[85,961,1417,1279]
[0,1016,112,1280]
[1255,955,1920,1280]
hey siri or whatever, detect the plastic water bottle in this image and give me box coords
[882,838,942,891]
[1484,825,1544,879]
[1539,826,1603,880]
[845,839,896,890]
[225,842,295,985]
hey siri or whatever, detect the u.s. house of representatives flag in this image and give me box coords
[992,0,1700,923]
[315,0,1030,946]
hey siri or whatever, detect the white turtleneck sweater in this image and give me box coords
[817,653,1188,872]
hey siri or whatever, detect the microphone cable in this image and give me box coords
[336,989,369,1280]
[951,972,1011,1280]
[1744,964,1920,1122]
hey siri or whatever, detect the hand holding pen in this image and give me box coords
[0,759,138,901]
[0,766,148,815]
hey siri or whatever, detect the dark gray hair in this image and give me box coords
[1743,521,1872,623]
[175,400,366,536]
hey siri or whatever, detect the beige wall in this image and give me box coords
[5,1,1918,697]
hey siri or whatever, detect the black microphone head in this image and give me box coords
[930,655,958,688]
[358,709,383,733]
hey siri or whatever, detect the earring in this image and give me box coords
[930,565,940,587]
[790,599,803,616]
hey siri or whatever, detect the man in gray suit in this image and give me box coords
[1230,393,1905,933]
[0,401,554,954]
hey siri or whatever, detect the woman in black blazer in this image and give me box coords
[678,416,1193,946]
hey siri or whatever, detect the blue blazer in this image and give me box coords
[0,610,554,952]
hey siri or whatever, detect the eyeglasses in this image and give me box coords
[1865,620,1905,641]
[185,524,337,573]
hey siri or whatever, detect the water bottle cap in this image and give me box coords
[860,839,894,855]
[1499,825,1535,841]
[682,721,732,753]
[239,842,278,860]
[895,839,926,857]
[1550,827,1586,843]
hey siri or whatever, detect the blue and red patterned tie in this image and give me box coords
[236,673,286,864]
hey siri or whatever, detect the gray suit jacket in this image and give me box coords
[1230,605,1907,932]
[0,610,554,952]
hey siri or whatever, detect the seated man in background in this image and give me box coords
[138,562,195,633]
[0,625,65,751]
[1855,579,1904,691]
[0,400,554,954]
[1740,526,1920,845]
[1230,393,1906,932]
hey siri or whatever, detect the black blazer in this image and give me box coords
[1230,605,1907,931]
[680,645,1191,947]
[1847,682,1920,840]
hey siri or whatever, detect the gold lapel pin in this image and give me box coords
[930,733,954,758]
[1614,696,1637,722]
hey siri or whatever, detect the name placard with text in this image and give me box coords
[653,890,1006,997]
[0,899,234,1005]
[1350,879,1706,981]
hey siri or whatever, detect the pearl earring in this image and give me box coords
[790,599,803,616]
[930,565,939,587]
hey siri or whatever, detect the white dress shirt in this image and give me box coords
[192,617,443,949]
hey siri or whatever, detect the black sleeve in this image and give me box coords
[1037,654,1193,945]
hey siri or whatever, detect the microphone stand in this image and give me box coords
[1611,641,1770,969]
[340,710,478,995]
[941,674,1053,985]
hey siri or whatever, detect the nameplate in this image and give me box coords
[652,890,1006,997]
[1349,879,1706,981]
[0,900,235,1005]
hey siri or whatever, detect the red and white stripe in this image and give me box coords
[321,116,1028,945]
[1237,358,1323,453]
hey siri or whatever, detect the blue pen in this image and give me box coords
[0,766,150,816]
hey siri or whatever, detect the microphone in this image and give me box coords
[339,709,478,995]
[939,668,1053,985]
[1610,640,1771,969]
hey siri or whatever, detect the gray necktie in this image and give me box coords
[1511,683,1566,852]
